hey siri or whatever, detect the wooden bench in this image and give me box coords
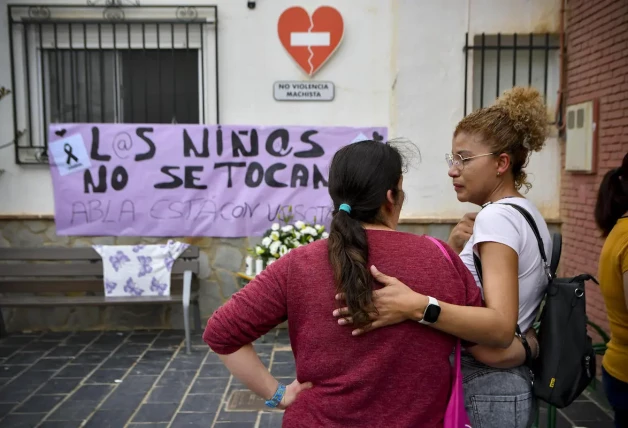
[0,246,201,354]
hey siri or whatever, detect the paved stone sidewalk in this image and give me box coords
[0,329,288,427]
[0,329,614,427]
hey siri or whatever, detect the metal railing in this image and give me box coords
[8,4,218,164]
[463,33,560,116]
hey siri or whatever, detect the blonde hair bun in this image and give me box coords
[495,86,548,152]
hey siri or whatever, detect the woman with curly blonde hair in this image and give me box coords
[334,87,551,427]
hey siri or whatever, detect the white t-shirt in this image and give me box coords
[459,197,552,332]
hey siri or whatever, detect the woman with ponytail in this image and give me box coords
[595,152,628,428]
[203,140,484,427]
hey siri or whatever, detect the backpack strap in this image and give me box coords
[473,253,484,284]
[550,232,562,278]
[501,203,550,273]
[473,203,553,282]
[502,203,554,281]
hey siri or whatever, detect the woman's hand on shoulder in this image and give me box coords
[333,266,427,335]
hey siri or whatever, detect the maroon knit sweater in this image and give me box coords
[204,230,482,428]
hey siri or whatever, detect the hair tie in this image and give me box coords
[338,204,352,214]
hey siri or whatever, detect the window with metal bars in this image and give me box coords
[463,33,560,117]
[8,4,218,164]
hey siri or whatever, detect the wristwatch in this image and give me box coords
[419,296,441,325]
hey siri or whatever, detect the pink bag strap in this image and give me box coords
[424,236,462,365]
[426,236,472,427]
[425,236,453,264]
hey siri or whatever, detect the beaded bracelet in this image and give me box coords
[265,383,286,408]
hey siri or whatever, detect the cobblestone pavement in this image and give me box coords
[0,329,614,427]
[0,329,286,428]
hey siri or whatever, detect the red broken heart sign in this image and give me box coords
[278,6,344,76]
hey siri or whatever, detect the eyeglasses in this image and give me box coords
[445,153,494,171]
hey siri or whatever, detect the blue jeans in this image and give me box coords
[602,366,628,428]
[461,354,536,428]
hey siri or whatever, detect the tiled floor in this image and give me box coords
[537,396,615,428]
[0,330,286,428]
[0,329,614,428]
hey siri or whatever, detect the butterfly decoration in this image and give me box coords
[123,277,144,296]
[105,280,117,294]
[109,251,130,272]
[137,256,153,277]
[150,277,168,296]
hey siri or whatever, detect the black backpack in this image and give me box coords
[472,202,598,408]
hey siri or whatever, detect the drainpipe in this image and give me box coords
[555,0,567,133]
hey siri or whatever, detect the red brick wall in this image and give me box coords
[561,0,628,336]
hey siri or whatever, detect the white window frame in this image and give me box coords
[9,4,218,163]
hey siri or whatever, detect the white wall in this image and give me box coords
[0,0,561,220]
[393,0,561,220]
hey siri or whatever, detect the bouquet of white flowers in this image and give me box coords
[250,220,328,263]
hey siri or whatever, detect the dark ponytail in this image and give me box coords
[595,152,628,237]
[327,140,404,328]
